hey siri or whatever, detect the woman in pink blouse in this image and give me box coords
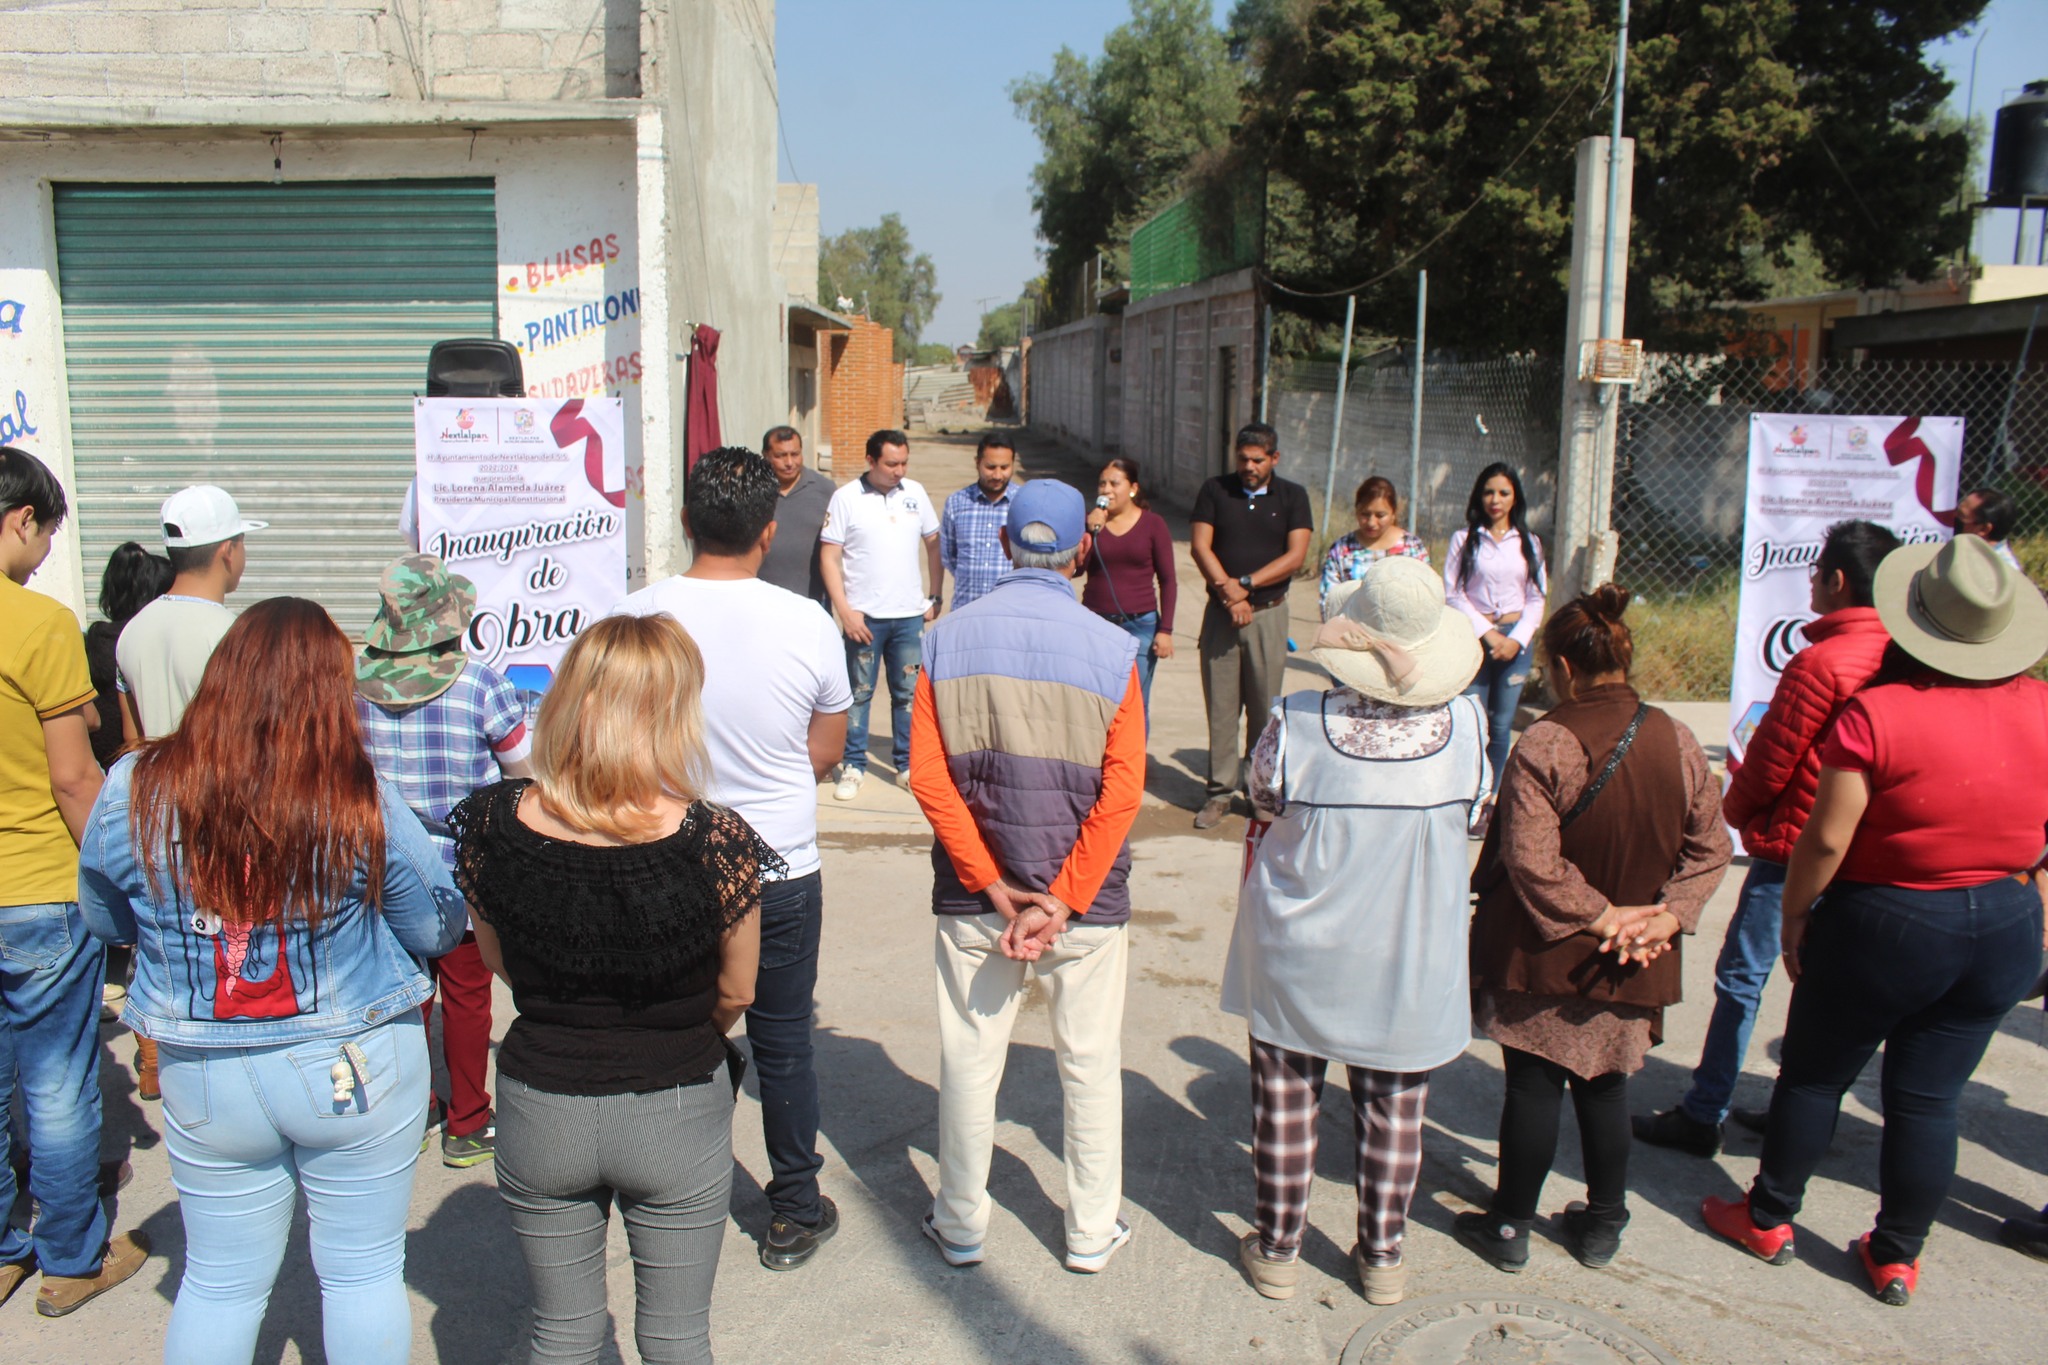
[1445,463,1547,836]
[1460,585,1732,1274]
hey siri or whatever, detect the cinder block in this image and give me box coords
[427,31,469,68]
[150,13,240,56]
[234,13,313,54]
[433,70,507,100]
[548,31,596,68]
[307,16,377,55]
[342,54,395,98]
[15,55,110,98]
[4,13,74,54]
[66,14,158,55]
[264,56,345,96]
[469,31,545,70]
[501,0,593,32]
[97,55,192,97]
[184,56,268,99]
[503,68,571,100]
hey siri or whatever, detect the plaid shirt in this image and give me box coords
[939,481,1019,609]
[356,662,532,870]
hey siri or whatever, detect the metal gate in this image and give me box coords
[54,179,497,626]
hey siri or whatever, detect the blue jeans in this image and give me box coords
[0,900,109,1276]
[1464,652,1529,789]
[1681,859,1786,1126]
[843,614,923,774]
[748,872,824,1223]
[159,1014,430,1365]
[1751,877,2043,1264]
[1107,611,1159,728]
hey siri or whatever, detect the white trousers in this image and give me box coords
[931,912,1129,1253]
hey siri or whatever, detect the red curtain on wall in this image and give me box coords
[685,323,722,473]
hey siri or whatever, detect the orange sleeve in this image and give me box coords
[1050,667,1147,913]
[908,670,1001,894]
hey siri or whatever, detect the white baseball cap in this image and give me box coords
[160,485,267,549]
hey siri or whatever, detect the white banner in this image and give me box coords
[1729,414,1960,772]
[414,396,628,693]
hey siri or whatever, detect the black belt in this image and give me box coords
[1103,611,1155,624]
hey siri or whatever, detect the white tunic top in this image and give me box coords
[1221,688,1489,1071]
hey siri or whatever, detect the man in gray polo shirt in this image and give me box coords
[758,427,836,602]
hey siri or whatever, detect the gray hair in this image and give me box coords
[1008,522,1080,571]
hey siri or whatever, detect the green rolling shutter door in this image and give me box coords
[54,180,497,625]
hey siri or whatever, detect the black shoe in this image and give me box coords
[1560,1201,1629,1268]
[1454,1211,1531,1273]
[1632,1107,1723,1158]
[1729,1107,1770,1135]
[760,1194,839,1271]
[2000,1215,2048,1263]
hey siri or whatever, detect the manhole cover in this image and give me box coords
[1340,1294,1679,1365]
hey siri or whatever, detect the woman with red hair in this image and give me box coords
[78,597,464,1365]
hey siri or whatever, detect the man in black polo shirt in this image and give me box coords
[1188,423,1313,829]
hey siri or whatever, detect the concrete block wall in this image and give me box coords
[823,315,903,483]
[1024,315,1120,456]
[1,0,642,102]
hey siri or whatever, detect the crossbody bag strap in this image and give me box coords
[1560,703,1649,830]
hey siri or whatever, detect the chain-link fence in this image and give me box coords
[1269,353,1562,553]
[1270,351,2048,698]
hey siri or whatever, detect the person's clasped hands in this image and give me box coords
[1590,901,1678,967]
[982,873,1075,961]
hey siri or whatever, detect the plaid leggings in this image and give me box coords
[1250,1037,1430,1267]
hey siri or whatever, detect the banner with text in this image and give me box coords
[1729,413,1960,782]
[414,396,627,693]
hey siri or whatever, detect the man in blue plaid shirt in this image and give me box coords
[354,555,532,1169]
[938,433,1020,609]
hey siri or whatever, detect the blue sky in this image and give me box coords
[776,2,2046,348]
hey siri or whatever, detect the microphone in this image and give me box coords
[1094,495,1110,510]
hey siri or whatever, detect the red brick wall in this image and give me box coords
[823,316,904,482]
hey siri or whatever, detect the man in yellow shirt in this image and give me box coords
[0,447,149,1317]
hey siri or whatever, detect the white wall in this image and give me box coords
[0,125,670,614]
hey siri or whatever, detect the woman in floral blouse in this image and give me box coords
[1318,476,1430,615]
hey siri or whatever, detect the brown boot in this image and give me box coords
[35,1231,150,1317]
[135,1037,159,1101]
[0,1258,32,1309]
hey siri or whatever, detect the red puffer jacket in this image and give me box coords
[1723,607,1890,861]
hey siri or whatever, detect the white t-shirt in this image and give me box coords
[115,594,236,738]
[820,475,940,619]
[608,576,852,878]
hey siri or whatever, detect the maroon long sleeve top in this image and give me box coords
[1081,508,1178,633]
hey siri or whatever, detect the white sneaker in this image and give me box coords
[833,767,865,802]
[922,1212,984,1267]
[1065,1219,1132,1273]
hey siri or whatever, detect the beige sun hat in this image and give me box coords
[1873,533,2048,681]
[1312,556,1483,707]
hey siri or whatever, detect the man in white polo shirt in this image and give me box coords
[115,485,265,742]
[818,428,940,800]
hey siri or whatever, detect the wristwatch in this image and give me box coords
[927,594,942,609]
[1237,574,1255,591]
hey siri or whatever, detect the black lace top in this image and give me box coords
[448,779,782,1095]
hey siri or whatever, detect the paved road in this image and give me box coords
[9,428,2045,1362]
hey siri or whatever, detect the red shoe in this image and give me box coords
[1855,1234,1918,1307]
[1701,1194,1796,1265]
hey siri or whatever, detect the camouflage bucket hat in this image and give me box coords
[356,554,476,707]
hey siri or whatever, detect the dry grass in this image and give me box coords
[1626,584,1740,700]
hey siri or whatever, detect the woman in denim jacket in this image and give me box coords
[78,597,465,1365]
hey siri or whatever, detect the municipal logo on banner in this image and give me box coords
[1727,413,1960,846]
[414,396,628,692]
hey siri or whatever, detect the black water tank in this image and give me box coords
[1987,80,2048,207]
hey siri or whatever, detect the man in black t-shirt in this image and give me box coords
[1188,423,1313,829]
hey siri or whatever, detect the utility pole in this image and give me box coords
[1555,3,1633,606]
[1408,271,1427,536]
[1321,295,1358,539]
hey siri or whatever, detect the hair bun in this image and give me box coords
[1586,583,1631,623]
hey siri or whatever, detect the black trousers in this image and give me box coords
[1749,877,2041,1265]
[1492,1046,1631,1222]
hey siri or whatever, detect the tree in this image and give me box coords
[1231,0,1981,350]
[1012,0,1243,320]
[911,342,958,367]
[977,303,1022,350]
[817,212,941,362]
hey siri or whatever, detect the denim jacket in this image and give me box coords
[77,756,465,1048]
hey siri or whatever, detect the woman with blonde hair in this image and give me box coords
[449,613,775,1364]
